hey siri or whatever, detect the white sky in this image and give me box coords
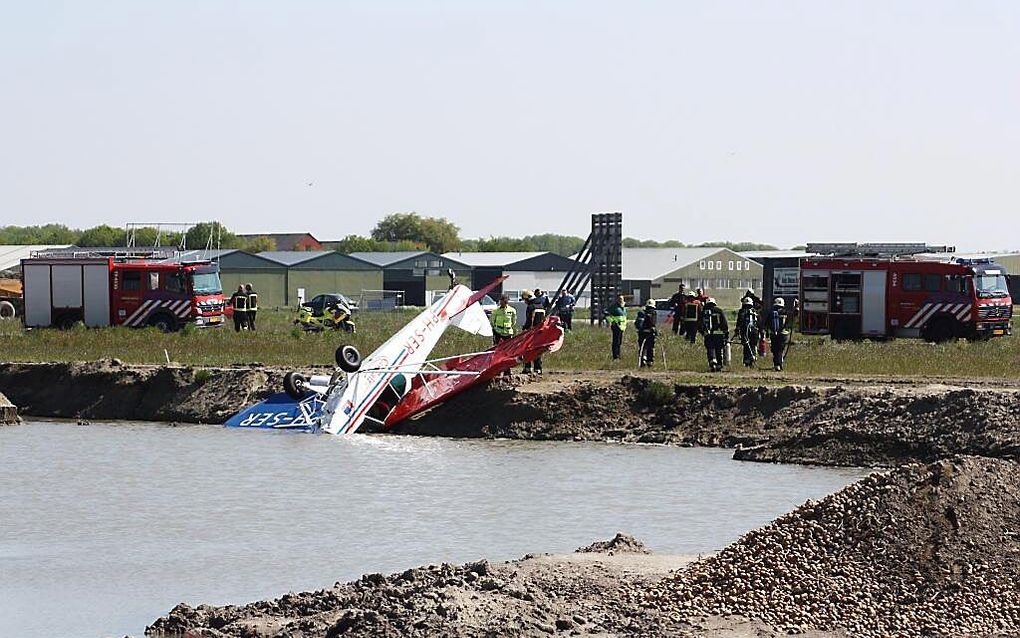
[1,1,1018,250]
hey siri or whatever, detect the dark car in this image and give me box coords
[304,293,359,316]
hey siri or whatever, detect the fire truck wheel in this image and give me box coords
[148,313,179,333]
[922,316,956,343]
[0,300,15,319]
[283,371,308,400]
[55,313,80,330]
[335,345,362,373]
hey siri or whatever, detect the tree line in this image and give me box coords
[1,214,777,256]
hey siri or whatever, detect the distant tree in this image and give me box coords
[623,237,687,248]
[241,236,276,253]
[697,241,779,251]
[521,233,586,256]
[0,224,79,245]
[371,212,461,253]
[77,224,126,247]
[185,222,240,250]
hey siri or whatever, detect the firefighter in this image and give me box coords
[554,289,576,331]
[767,297,790,371]
[695,287,708,304]
[668,283,686,335]
[700,297,729,372]
[607,294,628,360]
[741,287,762,310]
[522,290,547,374]
[735,297,759,368]
[230,285,248,332]
[490,294,517,377]
[635,299,658,367]
[245,283,259,331]
[682,290,701,344]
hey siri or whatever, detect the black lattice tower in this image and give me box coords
[555,212,622,325]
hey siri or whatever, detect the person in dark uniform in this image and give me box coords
[554,289,577,331]
[682,290,701,344]
[522,290,548,374]
[766,297,790,371]
[735,297,759,368]
[635,299,658,367]
[230,285,248,332]
[244,283,258,331]
[700,297,729,372]
[668,284,686,335]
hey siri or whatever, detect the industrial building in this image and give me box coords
[348,251,470,306]
[620,247,763,306]
[441,251,580,301]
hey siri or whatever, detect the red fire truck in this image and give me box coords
[799,244,1013,342]
[21,250,226,331]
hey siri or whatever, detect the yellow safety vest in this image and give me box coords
[606,305,628,331]
[491,306,516,336]
[233,294,248,311]
[247,293,258,311]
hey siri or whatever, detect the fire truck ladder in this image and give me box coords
[554,212,622,325]
[806,243,955,258]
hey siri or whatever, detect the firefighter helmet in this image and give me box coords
[774,297,786,307]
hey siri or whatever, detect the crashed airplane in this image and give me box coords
[225,279,564,434]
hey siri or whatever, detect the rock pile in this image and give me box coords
[575,532,650,555]
[640,456,1020,636]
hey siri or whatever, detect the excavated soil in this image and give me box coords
[640,456,1020,637]
[398,375,1020,467]
[3,362,1020,466]
[147,458,1020,637]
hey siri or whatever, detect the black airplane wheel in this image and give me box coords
[283,371,308,400]
[335,345,362,373]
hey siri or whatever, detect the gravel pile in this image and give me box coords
[641,456,1020,636]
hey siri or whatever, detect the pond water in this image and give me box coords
[0,420,870,637]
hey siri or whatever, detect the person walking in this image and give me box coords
[244,283,259,331]
[607,294,628,360]
[230,285,249,332]
[766,297,791,371]
[668,284,686,336]
[522,290,548,374]
[682,290,701,344]
[700,297,729,372]
[740,287,762,310]
[635,299,658,367]
[735,297,759,368]
[554,289,577,331]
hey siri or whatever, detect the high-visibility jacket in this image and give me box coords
[490,306,517,336]
[232,293,248,312]
[247,292,258,311]
[683,300,701,323]
[606,304,628,331]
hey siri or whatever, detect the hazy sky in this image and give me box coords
[2,1,1018,250]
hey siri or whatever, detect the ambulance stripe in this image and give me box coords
[956,304,972,321]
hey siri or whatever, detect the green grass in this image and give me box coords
[0,309,1017,379]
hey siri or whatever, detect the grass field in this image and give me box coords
[1,308,1017,379]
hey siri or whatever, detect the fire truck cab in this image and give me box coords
[799,245,1012,342]
[22,251,226,331]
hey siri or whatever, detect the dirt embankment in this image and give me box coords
[0,360,286,424]
[0,390,16,424]
[3,362,1020,467]
[398,375,1020,467]
[148,457,1020,637]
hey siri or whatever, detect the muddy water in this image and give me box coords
[0,421,870,638]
